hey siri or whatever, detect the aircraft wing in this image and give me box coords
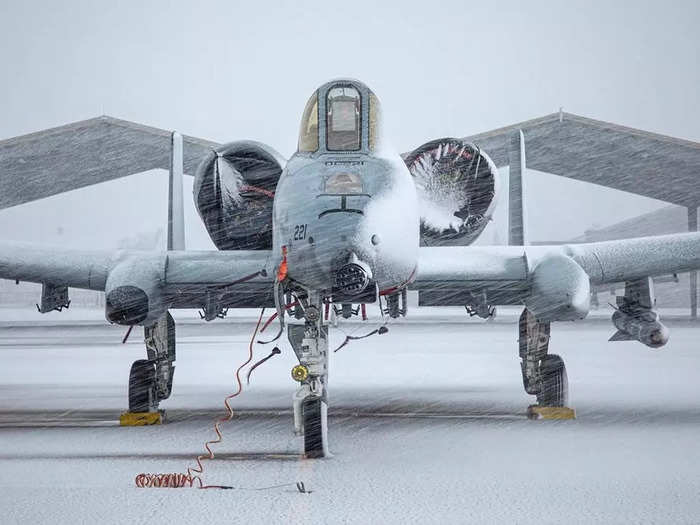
[412,232,700,314]
[0,241,275,311]
[563,233,700,284]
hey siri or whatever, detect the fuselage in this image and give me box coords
[272,79,419,298]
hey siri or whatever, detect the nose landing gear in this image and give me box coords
[288,293,330,458]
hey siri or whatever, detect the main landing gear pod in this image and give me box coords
[120,312,176,426]
[518,308,576,420]
[288,292,330,458]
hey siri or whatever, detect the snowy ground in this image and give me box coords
[1,308,700,524]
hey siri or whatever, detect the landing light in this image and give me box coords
[291,364,309,382]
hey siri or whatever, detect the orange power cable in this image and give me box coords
[187,308,265,489]
[134,309,265,490]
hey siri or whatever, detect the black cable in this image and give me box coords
[206,481,311,493]
[257,324,283,345]
[333,326,388,353]
[246,346,282,384]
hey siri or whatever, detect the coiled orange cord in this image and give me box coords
[135,472,194,488]
[134,309,265,490]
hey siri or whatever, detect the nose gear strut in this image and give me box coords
[287,291,330,458]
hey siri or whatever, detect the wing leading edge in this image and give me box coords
[413,232,700,308]
[0,241,275,310]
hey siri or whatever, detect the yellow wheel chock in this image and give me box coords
[119,411,164,426]
[527,405,576,420]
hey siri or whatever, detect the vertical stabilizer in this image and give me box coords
[168,131,186,251]
[508,129,527,246]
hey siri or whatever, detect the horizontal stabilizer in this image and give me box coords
[609,330,634,342]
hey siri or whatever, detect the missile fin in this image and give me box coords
[609,330,634,342]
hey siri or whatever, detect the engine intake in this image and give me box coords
[404,138,499,246]
[194,141,284,251]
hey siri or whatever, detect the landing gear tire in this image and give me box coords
[302,397,328,458]
[128,359,156,413]
[537,354,568,407]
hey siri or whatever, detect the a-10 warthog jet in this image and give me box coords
[1,78,699,457]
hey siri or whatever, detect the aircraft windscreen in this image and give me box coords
[327,86,361,151]
[331,101,357,131]
[298,92,319,152]
[369,92,381,150]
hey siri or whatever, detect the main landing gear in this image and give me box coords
[120,312,176,426]
[518,308,575,420]
[287,294,330,458]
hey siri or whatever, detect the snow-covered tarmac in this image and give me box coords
[1,308,700,524]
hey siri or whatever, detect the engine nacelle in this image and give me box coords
[105,256,166,326]
[611,310,669,348]
[194,141,284,251]
[404,138,499,246]
[526,254,590,322]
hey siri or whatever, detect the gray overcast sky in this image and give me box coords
[0,0,698,242]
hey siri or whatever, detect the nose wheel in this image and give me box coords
[302,397,328,458]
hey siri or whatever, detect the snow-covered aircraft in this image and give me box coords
[1,78,699,457]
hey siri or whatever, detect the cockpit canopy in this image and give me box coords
[298,79,382,154]
[327,86,361,151]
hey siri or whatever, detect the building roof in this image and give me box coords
[1,112,699,210]
[464,112,700,208]
[570,205,690,243]
[0,116,216,209]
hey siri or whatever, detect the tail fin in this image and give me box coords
[508,129,527,246]
[167,131,186,251]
